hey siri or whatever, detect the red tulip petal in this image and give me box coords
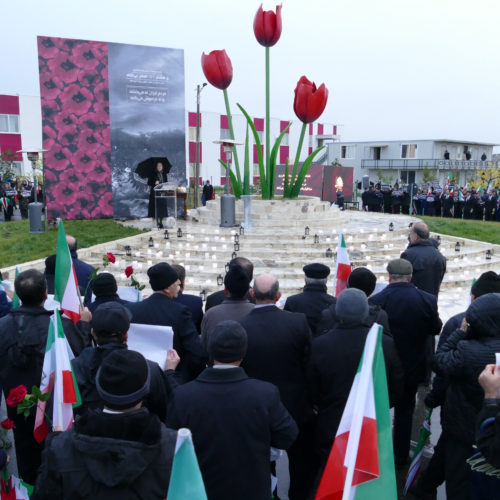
[201,50,232,90]
[294,81,313,123]
[254,3,282,46]
[253,4,266,45]
[215,50,233,89]
[271,4,283,45]
[307,83,329,123]
[263,10,276,42]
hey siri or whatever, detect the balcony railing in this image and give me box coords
[360,159,498,170]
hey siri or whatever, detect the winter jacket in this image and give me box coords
[401,239,447,296]
[33,408,176,499]
[433,293,500,446]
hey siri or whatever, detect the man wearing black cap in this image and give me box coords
[284,263,335,337]
[125,262,205,382]
[167,320,298,500]
[201,265,254,349]
[34,349,177,499]
[72,302,179,422]
[318,267,391,335]
[171,264,203,333]
[370,258,442,469]
[239,274,313,500]
[414,271,500,498]
[401,221,446,296]
[88,273,131,314]
[308,288,403,491]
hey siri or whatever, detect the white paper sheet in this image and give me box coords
[117,286,142,302]
[127,323,173,367]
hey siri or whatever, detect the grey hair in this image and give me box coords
[253,279,280,301]
[305,277,328,286]
[390,274,411,281]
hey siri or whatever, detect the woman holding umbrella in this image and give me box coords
[148,161,168,226]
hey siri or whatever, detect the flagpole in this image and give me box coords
[342,326,379,500]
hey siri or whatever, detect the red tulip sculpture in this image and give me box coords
[284,76,329,197]
[201,50,244,197]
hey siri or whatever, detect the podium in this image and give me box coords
[154,182,177,228]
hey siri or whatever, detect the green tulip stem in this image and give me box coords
[291,122,307,188]
[265,46,271,192]
[223,88,241,184]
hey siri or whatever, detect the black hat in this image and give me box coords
[208,320,248,363]
[471,271,500,298]
[336,288,369,326]
[387,258,413,276]
[224,265,250,299]
[92,302,132,337]
[92,272,118,297]
[147,262,178,291]
[96,349,150,410]
[347,267,377,297]
[303,263,330,279]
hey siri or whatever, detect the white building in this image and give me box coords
[327,139,498,187]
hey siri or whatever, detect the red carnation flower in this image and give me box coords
[0,418,15,430]
[125,266,134,278]
[106,252,116,263]
[6,385,28,407]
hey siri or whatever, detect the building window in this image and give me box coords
[220,128,231,140]
[281,133,289,146]
[341,145,355,159]
[401,144,417,158]
[0,114,19,133]
[253,164,260,176]
[188,127,197,142]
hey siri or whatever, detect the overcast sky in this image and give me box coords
[1,0,499,144]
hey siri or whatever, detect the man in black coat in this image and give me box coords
[432,293,500,500]
[73,302,179,421]
[125,263,205,382]
[284,263,336,337]
[400,221,446,296]
[239,274,314,500]
[167,321,298,500]
[308,288,403,478]
[33,349,177,500]
[0,270,91,484]
[464,190,476,219]
[171,264,203,333]
[88,273,131,314]
[485,190,498,221]
[441,189,454,218]
[318,267,391,336]
[66,235,95,305]
[202,180,214,206]
[370,259,442,468]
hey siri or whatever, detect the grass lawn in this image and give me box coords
[421,216,500,245]
[0,219,146,269]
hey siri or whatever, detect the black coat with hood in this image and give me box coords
[33,408,176,500]
[433,293,500,446]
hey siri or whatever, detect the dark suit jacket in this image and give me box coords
[167,367,298,500]
[88,295,131,314]
[70,251,95,305]
[308,324,404,459]
[125,293,206,382]
[239,305,313,425]
[174,291,203,333]
[284,283,336,337]
[370,282,442,387]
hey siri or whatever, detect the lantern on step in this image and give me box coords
[314,234,319,244]
[325,248,333,258]
[409,222,413,228]
[239,225,245,235]
[148,237,154,248]
[164,230,169,240]
[177,228,183,238]
[455,241,460,252]
[234,234,240,244]
[486,249,492,260]
[389,222,394,232]
[305,226,310,236]
[436,235,441,244]
[217,274,224,286]
[234,242,240,252]
[200,289,207,302]
[225,262,230,272]
[232,251,237,259]
[125,245,132,257]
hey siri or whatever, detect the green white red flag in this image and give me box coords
[0,197,9,211]
[34,309,81,443]
[0,475,32,500]
[335,233,351,297]
[11,267,20,309]
[167,428,208,500]
[315,324,397,500]
[54,221,81,323]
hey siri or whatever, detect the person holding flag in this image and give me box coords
[334,233,351,297]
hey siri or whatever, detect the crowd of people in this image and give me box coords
[0,177,43,221]
[0,226,499,499]
[361,182,500,221]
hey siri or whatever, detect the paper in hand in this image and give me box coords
[128,323,173,366]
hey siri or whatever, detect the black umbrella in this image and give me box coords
[135,156,172,179]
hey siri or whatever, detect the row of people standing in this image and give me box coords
[0,178,42,221]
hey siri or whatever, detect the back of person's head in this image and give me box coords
[92,302,131,345]
[171,264,185,285]
[347,267,377,297]
[96,349,150,411]
[66,235,77,252]
[253,274,280,302]
[387,258,412,282]
[15,269,47,307]
[224,265,250,299]
[208,320,248,364]
[147,262,178,291]
[471,271,500,299]
[44,254,57,277]
[412,222,430,240]
[303,263,330,286]
[229,257,254,282]
[466,293,500,339]
[92,273,118,298]
[336,288,369,326]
